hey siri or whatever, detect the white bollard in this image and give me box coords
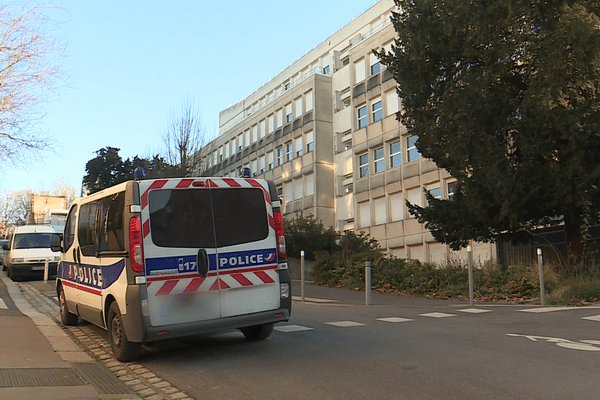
[467,245,474,307]
[365,261,372,306]
[537,248,546,306]
[44,259,49,283]
[300,250,305,302]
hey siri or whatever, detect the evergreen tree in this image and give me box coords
[378,0,600,261]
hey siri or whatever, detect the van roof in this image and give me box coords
[13,225,56,234]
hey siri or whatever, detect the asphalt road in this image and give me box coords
[27,280,600,399]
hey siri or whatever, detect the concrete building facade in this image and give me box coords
[199,0,495,265]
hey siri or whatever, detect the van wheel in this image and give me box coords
[59,285,78,326]
[240,323,274,341]
[107,302,141,362]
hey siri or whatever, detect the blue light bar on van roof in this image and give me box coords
[241,167,251,178]
[134,167,146,180]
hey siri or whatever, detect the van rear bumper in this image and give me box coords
[144,308,290,342]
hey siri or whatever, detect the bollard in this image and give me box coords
[44,259,49,283]
[537,248,546,306]
[365,261,372,306]
[467,245,474,307]
[300,250,305,302]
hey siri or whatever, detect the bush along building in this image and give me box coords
[197,0,495,265]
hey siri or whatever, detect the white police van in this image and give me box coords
[51,176,291,361]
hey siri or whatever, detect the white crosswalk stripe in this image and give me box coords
[275,324,313,333]
[377,317,413,323]
[420,312,457,318]
[581,315,600,322]
[326,321,365,327]
[458,308,492,314]
[0,299,6,309]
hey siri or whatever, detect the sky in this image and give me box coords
[1,0,382,195]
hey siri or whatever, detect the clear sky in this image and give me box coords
[1,0,382,195]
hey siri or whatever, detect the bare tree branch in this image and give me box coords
[160,97,208,177]
[0,3,66,166]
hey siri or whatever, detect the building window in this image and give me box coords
[268,151,274,170]
[238,134,243,151]
[285,103,293,123]
[357,106,367,129]
[407,135,420,162]
[305,90,313,111]
[284,82,290,90]
[371,61,381,75]
[277,147,283,165]
[374,147,384,173]
[323,65,330,74]
[448,180,459,200]
[306,131,314,153]
[286,142,293,162]
[390,192,404,221]
[374,197,387,225]
[306,174,315,196]
[295,137,303,157]
[359,201,371,228]
[428,186,442,200]
[372,100,382,122]
[359,153,369,178]
[355,58,366,83]
[390,140,401,167]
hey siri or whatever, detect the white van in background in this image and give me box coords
[3,225,60,281]
[51,176,291,361]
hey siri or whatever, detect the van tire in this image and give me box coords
[107,302,141,362]
[240,323,274,341]
[59,285,78,326]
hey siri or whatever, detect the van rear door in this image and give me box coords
[139,178,281,328]
[208,178,281,318]
[140,178,221,326]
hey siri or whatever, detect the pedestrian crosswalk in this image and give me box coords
[275,302,600,334]
[0,299,6,309]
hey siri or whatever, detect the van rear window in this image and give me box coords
[149,187,269,248]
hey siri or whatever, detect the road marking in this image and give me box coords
[326,321,365,327]
[581,340,600,345]
[582,315,600,322]
[457,308,492,314]
[419,312,457,318]
[518,306,577,313]
[275,324,314,333]
[377,317,414,323]
[507,333,600,352]
[292,296,337,303]
[0,299,6,309]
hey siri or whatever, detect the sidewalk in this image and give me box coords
[0,271,141,400]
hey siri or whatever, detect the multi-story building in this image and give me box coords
[199,0,495,264]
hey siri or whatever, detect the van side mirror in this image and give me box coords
[50,233,63,252]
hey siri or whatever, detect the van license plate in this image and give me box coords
[31,266,44,271]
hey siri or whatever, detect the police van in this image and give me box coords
[50,176,291,361]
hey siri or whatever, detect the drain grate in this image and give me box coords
[73,362,136,395]
[0,368,86,387]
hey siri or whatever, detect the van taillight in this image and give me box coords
[274,210,286,259]
[129,216,144,273]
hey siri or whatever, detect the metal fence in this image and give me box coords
[496,225,600,270]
